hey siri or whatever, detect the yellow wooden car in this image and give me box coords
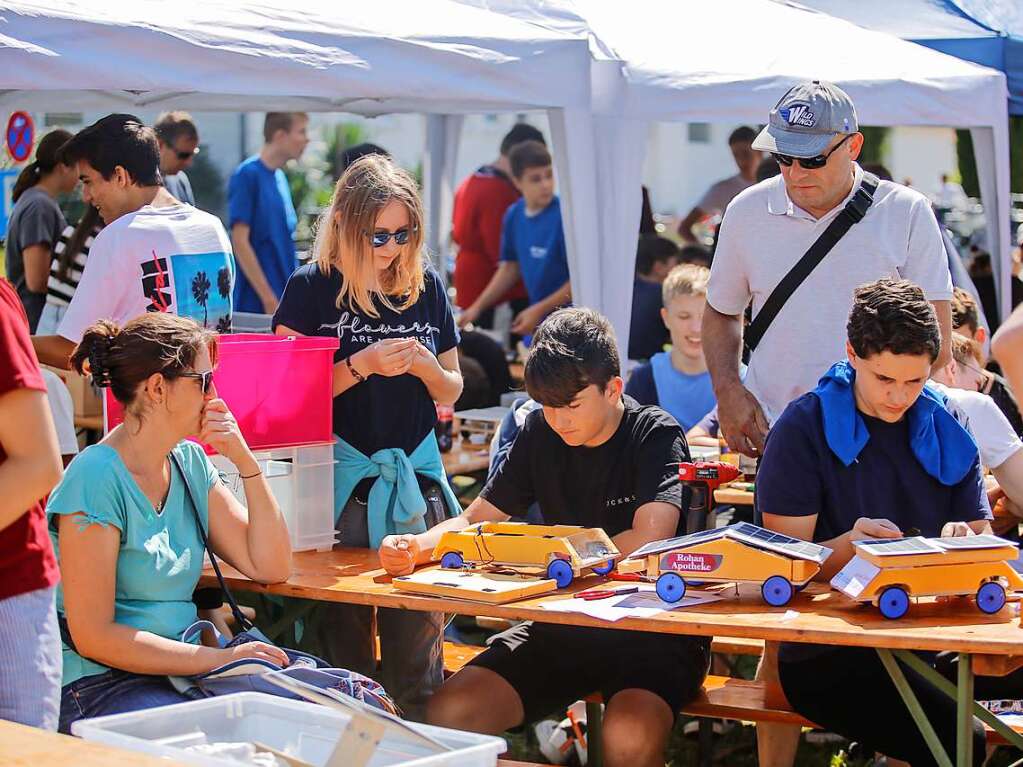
[433,522,619,588]
[831,535,1023,619]
[624,522,832,606]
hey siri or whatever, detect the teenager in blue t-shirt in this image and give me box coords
[456,141,571,337]
[273,154,463,721]
[626,264,718,431]
[228,113,308,314]
[756,279,991,766]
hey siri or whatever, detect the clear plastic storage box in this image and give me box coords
[211,443,337,552]
[73,692,506,767]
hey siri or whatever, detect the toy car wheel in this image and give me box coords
[655,572,686,603]
[761,575,794,607]
[977,581,1006,614]
[878,586,910,620]
[546,559,575,589]
[592,559,615,576]
[440,552,465,570]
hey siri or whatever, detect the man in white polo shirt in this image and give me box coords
[703,80,953,460]
[704,81,954,767]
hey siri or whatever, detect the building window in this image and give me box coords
[44,113,83,127]
[688,123,711,144]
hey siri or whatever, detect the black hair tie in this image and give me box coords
[88,335,114,388]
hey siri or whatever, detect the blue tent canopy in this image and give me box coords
[799,0,1023,114]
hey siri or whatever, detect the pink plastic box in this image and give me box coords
[105,333,339,452]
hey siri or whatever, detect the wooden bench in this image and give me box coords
[443,642,1022,748]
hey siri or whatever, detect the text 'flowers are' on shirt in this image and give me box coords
[57,203,234,342]
[272,263,459,457]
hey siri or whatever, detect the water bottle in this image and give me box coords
[435,404,454,453]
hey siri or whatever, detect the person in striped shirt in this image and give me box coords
[36,206,102,336]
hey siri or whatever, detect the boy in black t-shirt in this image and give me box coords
[380,308,710,767]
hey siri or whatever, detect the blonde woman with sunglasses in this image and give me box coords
[274,154,462,720]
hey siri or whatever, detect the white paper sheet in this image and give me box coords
[539,587,722,622]
[830,556,881,599]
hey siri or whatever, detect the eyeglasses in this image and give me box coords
[179,370,214,395]
[175,146,200,161]
[368,227,414,248]
[772,134,853,170]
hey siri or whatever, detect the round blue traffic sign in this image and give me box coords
[7,111,35,163]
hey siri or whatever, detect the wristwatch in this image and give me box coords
[346,355,366,383]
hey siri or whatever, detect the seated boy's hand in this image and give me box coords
[851,517,903,540]
[379,534,421,576]
[940,521,975,538]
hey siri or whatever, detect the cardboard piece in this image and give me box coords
[393,566,558,604]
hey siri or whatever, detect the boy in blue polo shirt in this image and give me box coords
[756,278,991,766]
[457,141,570,337]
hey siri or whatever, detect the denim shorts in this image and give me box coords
[59,668,202,734]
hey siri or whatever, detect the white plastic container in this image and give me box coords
[212,443,337,552]
[73,692,506,767]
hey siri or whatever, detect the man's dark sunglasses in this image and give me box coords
[179,370,214,394]
[175,146,200,161]
[369,227,414,248]
[772,134,853,170]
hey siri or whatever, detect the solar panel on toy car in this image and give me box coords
[852,537,944,557]
[626,523,830,565]
[934,535,1019,551]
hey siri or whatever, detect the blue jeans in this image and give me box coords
[59,669,202,734]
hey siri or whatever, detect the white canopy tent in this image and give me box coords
[0,0,597,319]
[0,1,1012,359]
[460,0,1012,352]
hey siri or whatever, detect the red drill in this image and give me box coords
[678,461,742,533]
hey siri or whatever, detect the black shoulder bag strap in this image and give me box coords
[57,452,255,655]
[744,172,879,355]
[171,451,255,632]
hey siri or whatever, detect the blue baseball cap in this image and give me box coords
[752,80,858,158]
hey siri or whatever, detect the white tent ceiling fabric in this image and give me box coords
[0,0,1012,356]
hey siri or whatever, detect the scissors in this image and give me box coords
[576,586,639,601]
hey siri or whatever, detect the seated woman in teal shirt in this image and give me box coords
[49,313,292,733]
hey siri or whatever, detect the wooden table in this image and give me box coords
[202,549,1023,767]
[0,719,187,766]
[713,485,754,506]
[441,440,491,476]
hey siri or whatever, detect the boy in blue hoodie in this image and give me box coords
[456,141,570,337]
[756,278,991,766]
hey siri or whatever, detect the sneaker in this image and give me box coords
[535,719,573,765]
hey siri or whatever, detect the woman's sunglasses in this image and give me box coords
[772,133,852,170]
[179,370,214,395]
[368,227,414,248]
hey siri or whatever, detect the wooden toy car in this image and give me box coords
[624,522,832,606]
[831,534,1023,619]
[433,522,619,588]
